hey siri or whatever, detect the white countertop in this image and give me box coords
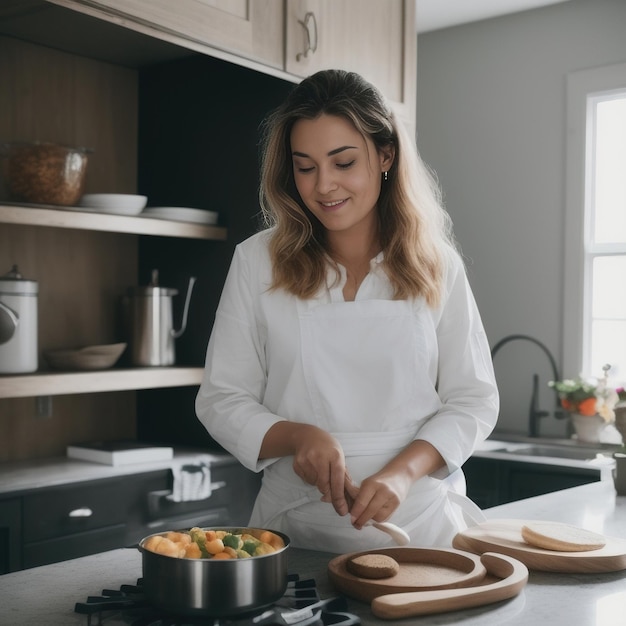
[1,481,624,625]
[0,448,233,496]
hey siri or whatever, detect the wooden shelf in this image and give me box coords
[0,367,204,398]
[0,204,227,241]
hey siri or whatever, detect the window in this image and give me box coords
[565,64,626,386]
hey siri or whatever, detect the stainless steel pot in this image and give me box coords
[137,527,290,617]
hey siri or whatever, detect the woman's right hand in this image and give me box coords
[260,422,350,517]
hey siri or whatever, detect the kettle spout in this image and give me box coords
[171,276,197,339]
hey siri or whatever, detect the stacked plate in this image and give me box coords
[78,194,148,215]
[140,206,219,225]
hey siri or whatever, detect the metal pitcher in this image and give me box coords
[125,269,196,366]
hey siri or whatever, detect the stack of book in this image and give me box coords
[66,440,174,466]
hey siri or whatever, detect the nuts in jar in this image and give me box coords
[0,141,90,206]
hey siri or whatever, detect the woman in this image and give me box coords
[196,69,498,552]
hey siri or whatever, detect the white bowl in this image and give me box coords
[79,194,148,215]
[44,343,127,371]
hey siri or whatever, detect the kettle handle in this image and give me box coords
[171,276,197,339]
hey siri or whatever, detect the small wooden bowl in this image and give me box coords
[45,342,127,370]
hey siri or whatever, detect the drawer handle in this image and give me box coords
[68,507,93,518]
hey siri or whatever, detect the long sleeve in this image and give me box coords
[195,234,285,472]
[415,251,499,474]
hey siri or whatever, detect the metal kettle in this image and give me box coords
[125,269,196,367]
[0,264,39,373]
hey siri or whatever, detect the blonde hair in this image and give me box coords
[259,69,457,306]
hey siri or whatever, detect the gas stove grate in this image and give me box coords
[75,573,360,626]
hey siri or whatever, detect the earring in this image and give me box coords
[383,170,388,181]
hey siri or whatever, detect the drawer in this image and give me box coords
[23,524,127,569]
[23,478,129,542]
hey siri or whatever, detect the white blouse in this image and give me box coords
[196,229,499,477]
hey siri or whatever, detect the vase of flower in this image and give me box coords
[549,364,623,444]
[570,413,608,443]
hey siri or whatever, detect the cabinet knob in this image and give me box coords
[296,12,318,61]
[68,507,93,518]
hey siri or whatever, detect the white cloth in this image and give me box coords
[196,229,499,549]
[168,456,213,502]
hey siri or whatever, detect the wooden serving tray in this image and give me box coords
[371,552,528,619]
[328,548,528,619]
[453,519,626,573]
[328,547,487,603]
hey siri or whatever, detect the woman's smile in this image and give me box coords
[319,198,348,210]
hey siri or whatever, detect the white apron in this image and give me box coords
[249,294,484,552]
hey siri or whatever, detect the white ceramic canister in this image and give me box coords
[0,265,39,373]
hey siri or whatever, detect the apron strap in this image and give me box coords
[447,489,487,526]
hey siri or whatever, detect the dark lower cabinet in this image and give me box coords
[0,498,21,573]
[463,457,601,508]
[2,458,261,572]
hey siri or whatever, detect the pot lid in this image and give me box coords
[0,264,38,294]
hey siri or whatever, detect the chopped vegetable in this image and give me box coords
[143,528,285,560]
[223,534,243,550]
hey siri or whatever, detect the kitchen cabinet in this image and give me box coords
[0,497,21,573]
[42,0,417,131]
[7,455,261,571]
[52,0,284,70]
[463,456,601,508]
[285,0,416,130]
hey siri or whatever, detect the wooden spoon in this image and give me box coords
[367,520,411,546]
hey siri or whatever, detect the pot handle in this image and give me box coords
[172,276,197,339]
[0,300,19,345]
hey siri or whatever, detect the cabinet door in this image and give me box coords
[507,464,599,503]
[285,0,416,128]
[23,478,129,541]
[71,0,284,68]
[0,498,21,573]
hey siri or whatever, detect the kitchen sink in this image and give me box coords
[477,439,616,463]
[504,445,606,461]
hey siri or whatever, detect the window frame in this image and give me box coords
[564,62,626,381]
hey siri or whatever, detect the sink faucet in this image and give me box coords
[491,334,565,437]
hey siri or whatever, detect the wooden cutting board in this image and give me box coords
[371,552,528,619]
[327,547,487,603]
[328,548,528,619]
[453,519,626,573]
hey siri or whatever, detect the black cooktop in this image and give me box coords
[75,573,361,626]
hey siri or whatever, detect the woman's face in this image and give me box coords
[290,114,392,237]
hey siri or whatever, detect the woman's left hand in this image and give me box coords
[346,469,412,528]
[346,439,447,529]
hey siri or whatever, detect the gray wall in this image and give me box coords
[416,0,626,437]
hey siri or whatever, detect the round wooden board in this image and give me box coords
[327,547,487,603]
[453,519,626,573]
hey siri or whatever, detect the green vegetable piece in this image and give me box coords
[242,540,258,555]
[189,527,210,557]
[189,528,206,546]
[223,534,242,550]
